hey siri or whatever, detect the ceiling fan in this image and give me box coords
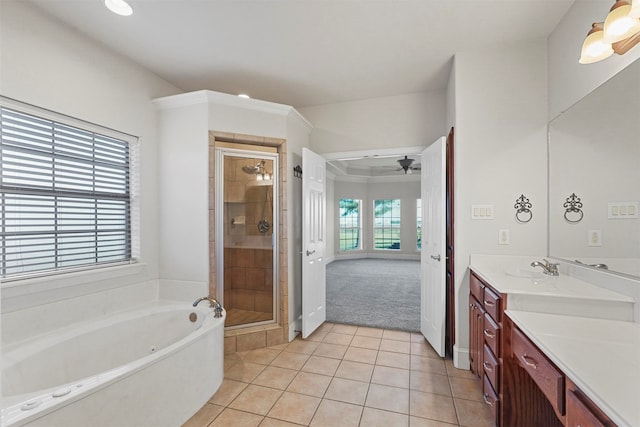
[396,156,421,174]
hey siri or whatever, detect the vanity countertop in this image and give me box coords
[469,255,634,321]
[506,310,640,427]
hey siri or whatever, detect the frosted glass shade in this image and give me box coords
[104,0,133,16]
[603,1,640,43]
[580,24,614,64]
[630,0,640,18]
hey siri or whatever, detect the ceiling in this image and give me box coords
[327,154,422,178]
[29,0,574,109]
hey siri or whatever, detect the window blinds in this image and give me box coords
[0,106,131,278]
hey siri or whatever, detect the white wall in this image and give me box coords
[453,40,549,367]
[332,177,421,259]
[548,0,640,119]
[299,92,447,153]
[0,1,181,313]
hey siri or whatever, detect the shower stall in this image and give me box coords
[215,148,278,328]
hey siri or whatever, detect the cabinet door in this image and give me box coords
[469,295,485,376]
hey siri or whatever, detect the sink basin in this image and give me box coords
[505,269,547,280]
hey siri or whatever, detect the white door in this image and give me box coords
[301,148,327,338]
[420,137,446,357]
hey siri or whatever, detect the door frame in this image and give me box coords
[445,127,455,357]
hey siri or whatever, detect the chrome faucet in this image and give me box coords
[574,260,609,270]
[193,296,224,318]
[530,259,559,276]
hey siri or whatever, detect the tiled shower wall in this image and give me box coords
[224,247,273,315]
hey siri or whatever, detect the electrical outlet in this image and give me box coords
[498,229,510,245]
[588,230,602,247]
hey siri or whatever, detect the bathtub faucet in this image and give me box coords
[193,296,224,318]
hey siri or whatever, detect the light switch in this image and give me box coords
[471,204,495,220]
[608,202,639,219]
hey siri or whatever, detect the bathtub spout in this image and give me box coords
[193,297,224,318]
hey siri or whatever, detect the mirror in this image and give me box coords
[549,58,640,278]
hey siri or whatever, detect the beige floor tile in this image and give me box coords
[182,403,224,427]
[313,342,348,359]
[376,350,410,369]
[286,371,332,397]
[410,371,452,396]
[324,377,369,405]
[449,377,484,402]
[310,399,363,427]
[410,416,459,427]
[268,343,290,351]
[380,339,411,354]
[454,398,495,427]
[238,348,282,365]
[334,360,375,382]
[410,332,425,343]
[259,418,302,427]
[270,351,310,370]
[331,324,358,335]
[445,359,478,380]
[322,332,354,345]
[224,358,239,371]
[267,391,321,425]
[383,329,412,341]
[365,383,410,414]
[356,326,384,338]
[361,407,410,427]
[252,366,298,390]
[229,384,283,415]
[409,391,458,425]
[210,408,264,427]
[284,339,320,355]
[225,361,267,383]
[343,346,378,364]
[301,355,341,376]
[411,355,447,375]
[209,378,249,406]
[306,330,328,342]
[317,322,335,333]
[371,365,410,389]
[350,335,381,350]
[411,341,440,358]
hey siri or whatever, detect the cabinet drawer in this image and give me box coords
[483,344,500,392]
[483,374,500,422]
[483,286,501,321]
[567,390,609,427]
[470,273,485,303]
[483,312,500,355]
[512,327,565,416]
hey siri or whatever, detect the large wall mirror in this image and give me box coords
[549,58,640,278]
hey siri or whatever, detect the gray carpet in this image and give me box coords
[326,259,420,332]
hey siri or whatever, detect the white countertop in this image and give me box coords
[506,310,640,427]
[469,255,634,321]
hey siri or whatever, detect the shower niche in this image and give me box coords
[216,148,278,328]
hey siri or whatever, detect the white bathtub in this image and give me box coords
[1,301,225,427]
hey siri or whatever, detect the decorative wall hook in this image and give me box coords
[563,193,584,223]
[293,165,302,179]
[514,194,533,223]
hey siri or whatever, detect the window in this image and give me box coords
[0,103,135,279]
[339,198,362,251]
[417,199,422,250]
[373,199,401,250]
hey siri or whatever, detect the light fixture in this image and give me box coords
[238,94,251,99]
[580,1,640,63]
[104,0,133,16]
[579,23,614,64]
[397,156,414,174]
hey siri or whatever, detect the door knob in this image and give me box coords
[306,250,316,256]
[430,254,441,261]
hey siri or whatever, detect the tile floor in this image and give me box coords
[183,323,494,427]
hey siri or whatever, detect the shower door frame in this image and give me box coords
[215,147,279,329]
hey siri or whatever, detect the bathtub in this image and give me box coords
[1,301,225,427]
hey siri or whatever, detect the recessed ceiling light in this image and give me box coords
[238,94,251,99]
[105,0,133,16]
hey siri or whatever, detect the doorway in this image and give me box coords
[215,147,278,329]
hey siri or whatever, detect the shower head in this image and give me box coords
[242,160,265,175]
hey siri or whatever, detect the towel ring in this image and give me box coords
[514,194,533,223]
[563,193,583,223]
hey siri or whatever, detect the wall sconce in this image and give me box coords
[579,0,640,64]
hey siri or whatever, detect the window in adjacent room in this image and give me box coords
[0,100,138,279]
[339,198,362,251]
[373,199,401,250]
[417,199,422,251]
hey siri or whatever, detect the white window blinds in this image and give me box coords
[0,105,132,278]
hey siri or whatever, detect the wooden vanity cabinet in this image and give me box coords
[566,380,616,427]
[469,272,505,426]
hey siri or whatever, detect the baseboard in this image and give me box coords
[453,345,470,370]
[334,253,420,261]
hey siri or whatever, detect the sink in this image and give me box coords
[505,269,547,280]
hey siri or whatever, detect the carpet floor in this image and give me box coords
[326,258,420,332]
